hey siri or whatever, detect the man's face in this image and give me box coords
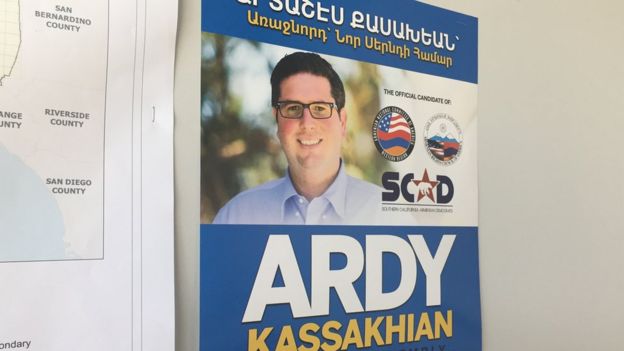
[275,73,346,178]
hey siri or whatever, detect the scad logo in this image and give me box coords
[382,169,454,209]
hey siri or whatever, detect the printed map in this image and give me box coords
[0,0,108,262]
[0,0,21,84]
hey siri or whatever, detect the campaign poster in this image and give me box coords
[200,1,479,350]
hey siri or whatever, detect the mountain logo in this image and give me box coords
[372,106,416,162]
[424,113,463,165]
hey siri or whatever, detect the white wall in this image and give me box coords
[174,1,624,350]
[426,1,624,349]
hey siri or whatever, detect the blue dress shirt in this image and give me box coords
[213,164,382,225]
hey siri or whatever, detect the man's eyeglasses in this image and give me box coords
[274,101,337,119]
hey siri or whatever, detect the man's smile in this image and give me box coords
[298,138,323,146]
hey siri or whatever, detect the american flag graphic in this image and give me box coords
[377,113,412,156]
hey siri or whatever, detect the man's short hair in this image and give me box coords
[271,52,346,110]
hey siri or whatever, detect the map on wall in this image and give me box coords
[0,0,21,85]
[1,0,177,348]
[0,0,108,262]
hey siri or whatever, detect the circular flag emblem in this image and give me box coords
[372,106,415,162]
[424,113,463,165]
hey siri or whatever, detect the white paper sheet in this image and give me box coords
[0,0,176,349]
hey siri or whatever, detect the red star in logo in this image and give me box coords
[412,169,439,202]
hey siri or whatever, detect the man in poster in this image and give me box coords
[213,52,380,225]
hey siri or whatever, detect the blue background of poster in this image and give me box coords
[202,0,478,83]
[200,225,481,350]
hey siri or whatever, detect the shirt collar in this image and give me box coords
[280,161,348,221]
